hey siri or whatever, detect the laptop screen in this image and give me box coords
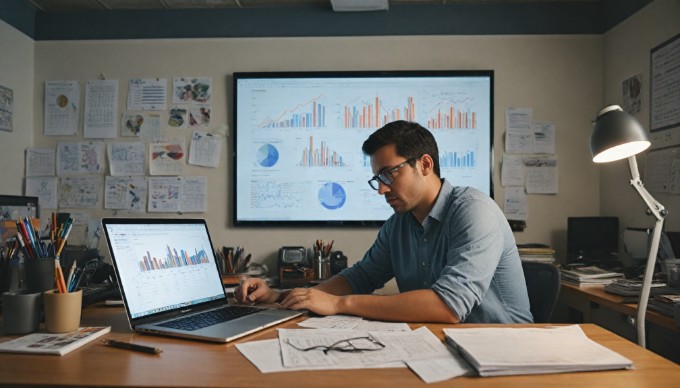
[103,220,226,319]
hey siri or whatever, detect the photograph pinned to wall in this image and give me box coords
[121,111,161,138]
[25,177,58,210]
[127,78,167,111]
[172,77,212,104]
[622,73,642,115]
[44,81,79,136]
[168,106,188,129]
[149,142,185,176]
[58,176,102,208]
[56,141,105,175]
[25,148,56,177]
[104,176,147,212]
[0,85,13,132]
[188,105,211,128]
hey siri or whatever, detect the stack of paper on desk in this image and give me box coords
[560,266,624,286]
[443,325,633,377]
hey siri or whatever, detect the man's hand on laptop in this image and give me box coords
[234,278,280,304]
[279,287,341,316]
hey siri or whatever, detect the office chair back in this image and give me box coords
[521,261,561,323]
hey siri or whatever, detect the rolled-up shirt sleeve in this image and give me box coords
[431,198,505,322]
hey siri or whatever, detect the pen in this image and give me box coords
[102,339,163,354]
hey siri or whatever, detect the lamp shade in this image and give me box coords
[590,105,651,163]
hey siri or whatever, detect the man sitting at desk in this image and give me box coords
[236,121,532,324]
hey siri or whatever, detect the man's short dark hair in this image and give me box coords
[362,120,440,177]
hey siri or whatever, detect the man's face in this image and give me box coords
[369,144,425,214]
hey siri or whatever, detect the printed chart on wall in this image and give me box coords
[235,75,492,222]
[650,32,680,150]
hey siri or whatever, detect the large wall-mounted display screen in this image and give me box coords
[233,71,494,226]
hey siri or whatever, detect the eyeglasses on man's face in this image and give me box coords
[368,156,421,190]
[286,336,386,355]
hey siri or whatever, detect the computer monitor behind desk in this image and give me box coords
[567,217,620,269]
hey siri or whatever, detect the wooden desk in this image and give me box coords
[1,305,679,387]
[560,282,679,332]
[559,282,680,363]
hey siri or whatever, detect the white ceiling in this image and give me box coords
[24,0,600,12]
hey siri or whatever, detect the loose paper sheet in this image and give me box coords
[59,176,102,208]
[149,143,185,176]
[505,107,533,154]
[44,80,79,136]
[503,186,528,221]
[25,148,56,177]
[104,176,147,212]
[25,177,58,210]
[84,79,118,139]
[57,141,105,175]
[501,154,524,187]
[107,142,145,176]
[524,156,558,194]
[188,131,221,167]
[127,78,167,111]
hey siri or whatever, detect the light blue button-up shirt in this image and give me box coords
[339,180,533,323]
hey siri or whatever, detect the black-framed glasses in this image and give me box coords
[367,155,422,190]
[286,336,386,355]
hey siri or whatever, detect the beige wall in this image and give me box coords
[602,0,680,243]
[0,20,34,195]
[30,34,602,279]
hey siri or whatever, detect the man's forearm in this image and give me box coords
[338,289,460,323]
[276,275,352,303]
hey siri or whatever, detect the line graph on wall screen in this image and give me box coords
[257,95,326,128]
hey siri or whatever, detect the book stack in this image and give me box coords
[648,294,680,317]
[560,266,624,286]
[603,278,668,297]
[517,246,556,264]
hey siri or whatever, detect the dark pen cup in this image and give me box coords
[25,258,56,293]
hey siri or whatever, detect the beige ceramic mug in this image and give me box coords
[43,289,82,333]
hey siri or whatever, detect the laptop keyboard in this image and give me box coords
[158,306,261,331]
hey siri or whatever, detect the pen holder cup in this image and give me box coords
[315,254,331,281]
[25,258,56,294]
[43,289,82,333]
[2,290,42,335]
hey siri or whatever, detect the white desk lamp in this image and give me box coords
[590,105,668,348]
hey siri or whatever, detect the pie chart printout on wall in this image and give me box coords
[257,144,279,168]
[318,182,346,210]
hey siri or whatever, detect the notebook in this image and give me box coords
[101,218,301,343]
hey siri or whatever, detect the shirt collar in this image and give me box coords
[427,179,453,223]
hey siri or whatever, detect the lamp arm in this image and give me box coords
[627,156,667,349]
[628,157,667,220]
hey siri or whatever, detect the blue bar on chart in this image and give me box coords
[139,245,210,271]
[440,150,476,168]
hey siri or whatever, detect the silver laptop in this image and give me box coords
[101,218,301,343]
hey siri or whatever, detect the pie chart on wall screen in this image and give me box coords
[318,182,346,210]
[256,143,279,167]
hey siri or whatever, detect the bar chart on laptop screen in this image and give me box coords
[108,224,224,318]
